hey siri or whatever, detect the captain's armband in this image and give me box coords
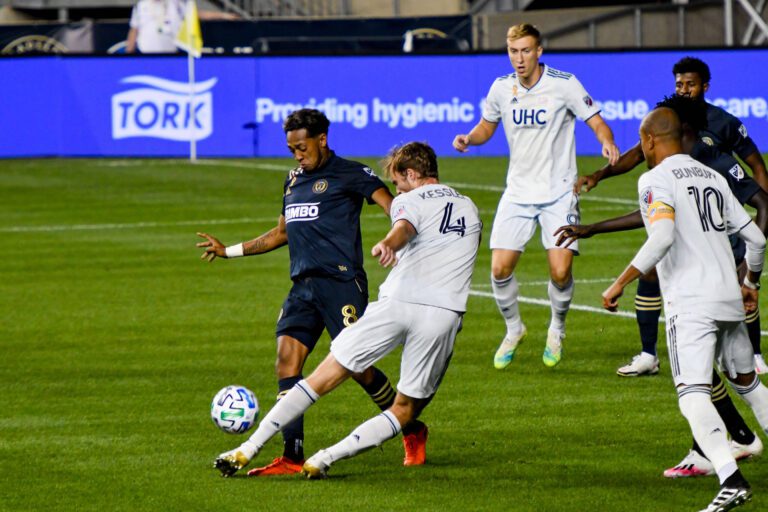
[647,201,675,224]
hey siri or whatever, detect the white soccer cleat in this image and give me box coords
[302,449,333,479]
[663,449,715,478]
[616,352,660,377]
[493,325,527,369]
[698,485,752,512]
[542,329,564,367]
[214,448,252,477]
[755,354,768,375]
[731,435,763,461]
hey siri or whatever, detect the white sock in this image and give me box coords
[678,386,737,484]
[239,380,319,459]
[548,278,574,334]
[323,410,402,464]
[730,375,768,434]
[492,273,523,337]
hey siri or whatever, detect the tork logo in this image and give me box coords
[112,75,217,141]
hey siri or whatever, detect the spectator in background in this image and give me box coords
[126,0,238,54]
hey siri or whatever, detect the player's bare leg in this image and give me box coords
[303,392,430,478]
[543,248,574,367]
[491,249,526,369]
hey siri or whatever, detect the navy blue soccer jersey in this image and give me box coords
[691,140,761,205]
[700,102,759,161]
[281,152,387,282]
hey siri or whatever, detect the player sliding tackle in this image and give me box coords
[214,142,482,478]
[601,107,768,512]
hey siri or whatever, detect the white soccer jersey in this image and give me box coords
[637,153,753,320]
[483,64,600,204]
[377,184,482,312]
[130,0,185,53]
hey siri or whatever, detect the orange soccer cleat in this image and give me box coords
[246,456,304,477]
[402,421,429,466]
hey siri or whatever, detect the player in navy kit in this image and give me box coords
[198,109,428,476]
[576,57,768,378]
[556,95,767,478]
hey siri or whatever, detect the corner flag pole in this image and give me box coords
[186,0,197,162]
[176,0,202,162]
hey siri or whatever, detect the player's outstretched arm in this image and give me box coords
[586,114,619,165]
[452,119,498,153]
[371,220,416,267]
[196,216,288,262]
[746,190,768,236]
[575,142,645,194]
[371,187,394,216]
[554,209,644,248]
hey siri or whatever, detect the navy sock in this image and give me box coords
[359,366,396,411]
[746,307,761,355]
[635,279,662,356]
[278,376,304,462]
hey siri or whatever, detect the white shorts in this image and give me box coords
[490,190,580,253]
[330,297,462,399]
[666,313,755,386]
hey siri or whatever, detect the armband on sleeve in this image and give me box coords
[646,201,675,224]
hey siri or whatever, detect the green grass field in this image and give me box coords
[1,156,766,511]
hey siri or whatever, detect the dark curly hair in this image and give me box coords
[655,95,708,134]
[672,57,711,85]
[283,108,330,137]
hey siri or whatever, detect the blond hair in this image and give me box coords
[381,142,438,181]
[506,23,541,45]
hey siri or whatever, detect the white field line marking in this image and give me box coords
[96,159,289,172]
[470,289,768,336]
[443,181,636,206]
[474,278,616,287]
[0,214,392,233]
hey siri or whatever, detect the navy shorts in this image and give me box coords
[276,276,368,351]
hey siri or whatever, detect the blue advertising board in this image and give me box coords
[1,50,767,158]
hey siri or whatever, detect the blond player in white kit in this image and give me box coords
[214,142,482,479]
[453,23,619,369]
[603,108,768,512]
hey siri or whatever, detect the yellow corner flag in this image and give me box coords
[175,0,202,58]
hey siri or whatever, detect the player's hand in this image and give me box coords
[452,134,471,153]
[553,224,593,248]
[574,173,600,194]
[196,232,227,262]
[372,242,397,267]
[741,285,759,313]
[602,141,620,166]
[601,282,624,312]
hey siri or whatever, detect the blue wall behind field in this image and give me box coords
[2,50,767,158]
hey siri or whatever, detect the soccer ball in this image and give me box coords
[211,385,259,434]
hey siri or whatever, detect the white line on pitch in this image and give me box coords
[470,289,768,336]
[473,278,616,287]
[444,181,636,206]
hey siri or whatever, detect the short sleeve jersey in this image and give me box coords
[482,64,601,204]
[281,153,387,282]
[690,141,760,205]
[377,184,482,312]
[129,0,185,53]
[701,102,759,161]
[637,154,752,320]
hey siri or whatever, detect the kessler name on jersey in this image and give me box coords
[285,202,320,222]
[418,187,465,200]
